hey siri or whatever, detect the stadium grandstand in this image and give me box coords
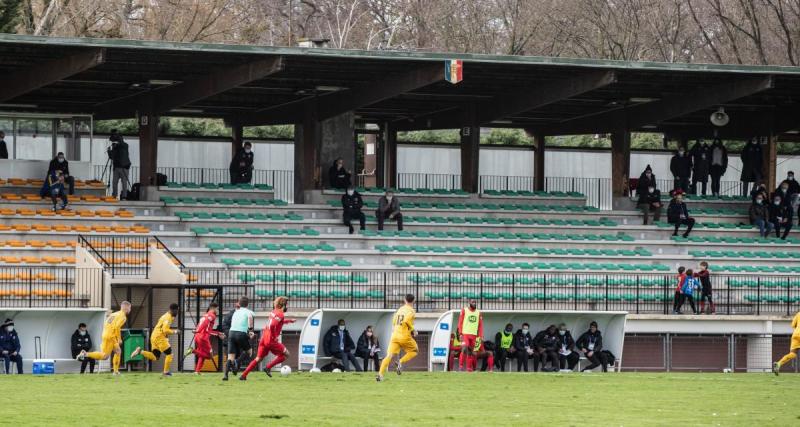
[2,33,800,377]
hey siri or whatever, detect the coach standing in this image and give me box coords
[108,131,131,200]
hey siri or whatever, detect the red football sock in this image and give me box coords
[487,355,495,372]
[241,358,260,378]
[459,352,466,371]
[265,354,286,371]
[194,357,205,373]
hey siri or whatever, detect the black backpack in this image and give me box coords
[601,350,616,367]
[156,173,167,186]
[126,183,141,201]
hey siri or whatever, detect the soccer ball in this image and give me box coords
[309,367,321,374]
[280,366,291,376]
[332,368,342,373]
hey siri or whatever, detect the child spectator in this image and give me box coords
[672,266,687,314]
[678,269,700,314]
[694,262,714,314]
[47,170,69,212]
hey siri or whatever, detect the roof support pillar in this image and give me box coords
[230,120,244,158]
[764,135,778,192]
[611,128,631,198]
[294,103,321,203]
[138,109,160,192]
[533,132,546,191]
[379,123,397,189]
[460,104,480,193]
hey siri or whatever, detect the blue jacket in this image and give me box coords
[0,329,21,353]
[682,277,699,296]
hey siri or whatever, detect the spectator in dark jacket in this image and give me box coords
[534,325,560,372]
[557,323,579,371]
[376,190,403,231]
[667,191,695,237]
[328,158,352,189]
[709,139,728,197]
[45,170,69,212]
[355,325,381,371]
[47,152,74,195]
[576,321,607,372]
[1,318,22,374]
[769,194,792,240]
[341,186,365,234]
[749,195,773,238]
[71,323,95,374]
[751,182,768,203]
[690,141,710,195]
[636,165,657,200]
[323,319,361,371]
[670,147,692,192]
[513,323,538,372]
[108,131,131,199]
[229,142,254,184]
[0,131,7,159]
[494,323,516,372]
[740,139,763,196]
[638,183,662,225]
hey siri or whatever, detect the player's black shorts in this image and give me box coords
[701,287,712,297]
[228,331,251,355]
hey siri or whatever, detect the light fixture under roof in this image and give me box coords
[169,108,204,114]
[315,85,346,92]
[148,79,179,86]
[0,103,37,108]
[629,97,659,103]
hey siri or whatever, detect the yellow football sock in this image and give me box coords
[777,352,796,367]
[141,351,157,361]
[163,355,173,373]
[86,352,104,360]
[112,353,121,373]
[399,350,418,364]
[378,355,393,376]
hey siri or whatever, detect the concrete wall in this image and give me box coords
[0,159,93,180]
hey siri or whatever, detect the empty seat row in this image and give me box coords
[350,187,468,196]
[407,275,666,287]
[730,278,800,288]
[161,196,287,206]
[376,245,652,257]
[207,242,335,252]
[689,250,800,259]
[175,211,302,221]
[221,258,351,267]
[743,295,800,303]
[0,224,149,233]
[165,182,273,190]
[326,199,599,213]
[673,235,800,245]
[658,194,749,202]
[255,289,382,299]
[0,208,134,218]
[0,272,60,281]
[0,289,74,297]
[237,272,368,283]
[401,216,616,227]
[1,178,104,187]
[0,240,76,248]
[715,265,800,273]
[482,190,584,198]
[361,229,634,242]
[424,290,672,302]
[655,221,753,230]
[1,193,117,203]
[191,227,319,236]
[0,255,75,264]
[391,259,671,272]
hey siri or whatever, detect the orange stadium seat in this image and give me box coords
[82,196,101,202]
[72,225,91,233]
[28,240,47,248]
[33,224,51,232]
[62,256,75,264]
[112,241,126,249]
[36,209,56,216]
[7,240,25,247]
[13,224,31,232]
[46,240,67,248]
[116,210,134,218]
[53,225,71,232]
[96,210,114,218]
[0,208,14,215]
[0,273,14,280]
[0,225,11,231]
[77,210,95,217]
[2,256,21,263]
[16,208,35,216]
[21,256,41,264]
[12,289,30,297]
[92,225,111,233]
[42,256,63,264]
[132,226,149,233]
[2,194,21,201]
[59,210,77,217]
[102,196,118,203]
[128,241,147,249]
[24,194,40,201]
[113,226,131,233]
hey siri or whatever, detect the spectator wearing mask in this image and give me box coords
[46,170,69,212]
[670,147,692,192]
[0,130,7,159]
[0,318,22,374]
[672,266,687,315]
[749,194,773,238]
[534,325,560,372]
[328,158,352,189]
[376,190,403,231]
[355,325,382,371]
[71,323,95,374]
[783,172,800,226]
[107,131,131,199]
[494,323,516,372]
[690,140,710,196]
[769,194,792,240]
[576,321,608,372]
[229,142,254,184]
[636,165,657,198]
[695,261,715,315]
[341,186,365,234]
[740,139,763,196]
[638,183,662,225]
[709,139,728,197]
[47,152,74,195]
[323,319,361,372]
[667,191,695,237]
[513,323,538,372]
[751,182,768,203]
[557,323,579,371]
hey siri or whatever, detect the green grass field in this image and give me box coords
[3,371,798,426]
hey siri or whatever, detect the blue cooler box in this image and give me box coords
[32,359,55,374]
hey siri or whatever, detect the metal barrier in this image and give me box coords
[479,175,535,193]
[397,173,461,190]
[183,269,800,316]
[545,177,611,210]
[79,235,150,278]
[0,266,104,308]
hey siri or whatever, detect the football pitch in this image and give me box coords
[4,371,797,426]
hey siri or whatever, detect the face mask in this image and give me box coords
[522,328,529,334]
[756,199,763,205]
[6,326,12,332]
[338,325,345,331]
[366,332,373,337]
[648,188,654,194]
[559,330,566,336]
[774,201,781,206]
[244,148,251,153]
[645,173,651,178]
[386,196,393,201]
[347,190,354,196]
[782,188,788,193]
[79,330,86,336]
[57,157,64,163]
[678,151,684,156]
[789,176,795,181]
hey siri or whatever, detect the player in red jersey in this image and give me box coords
[240,296,294,380]
[185,302,224,374]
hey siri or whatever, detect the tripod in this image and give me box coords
[99,155,113,193]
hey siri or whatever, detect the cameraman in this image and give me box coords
[107,131,131,199]
[229,141,254,184]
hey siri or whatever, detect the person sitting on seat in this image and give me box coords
[494,323,516,372]
[534,325,560,372]
[576,321,608,372]
[328,158,352,189]
[667,190,694,237]
[513,323,538,372]
[47,152,74,195]
[0,318,22,374]
[46,170,69,212]
[323,319,361,372]
[557,323,579,371]
[749,194,773,238]
[229,142,254,184]
[448,331,461,371]
[71,323,95,374]
[376,190,403,231]
[341,186,365,234]
[769,194,792,240]
[355,325,382,372]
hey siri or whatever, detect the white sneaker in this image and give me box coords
[76,350,86,361]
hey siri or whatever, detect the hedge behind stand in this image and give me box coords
[428,310,628,372]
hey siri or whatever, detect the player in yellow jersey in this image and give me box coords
[377,294,418,382]
[773,310,800,375]
[76,301,131,375]
[131,303,180,376]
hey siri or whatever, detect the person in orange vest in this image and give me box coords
[457,299,483,372]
